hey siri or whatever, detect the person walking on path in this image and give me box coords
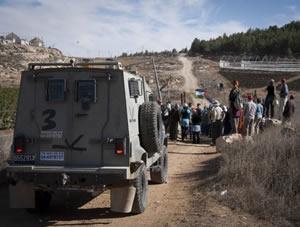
[265,79,276,118]
[243,95,257,136]
[229,80,242,133]
[282,95,295,126]
[279,78,289,120]
[169,104,180,141]
[181,103,191,142]
[191,108,201,144]
[254,98,264,134]
[209,101,224,145]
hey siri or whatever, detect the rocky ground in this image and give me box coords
[192,57,231,105]
[118,55,184,102]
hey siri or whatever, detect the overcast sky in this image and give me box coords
[0,0,299,57]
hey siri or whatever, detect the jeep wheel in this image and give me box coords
[139,102,164,155]
[150,146,168,184]
[132,165,148,214]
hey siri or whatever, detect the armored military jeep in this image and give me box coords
[7,60,168,214]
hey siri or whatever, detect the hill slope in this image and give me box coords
[0,43,65,86]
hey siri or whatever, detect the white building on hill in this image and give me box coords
[5,32,21,44]
[29,37,44,47]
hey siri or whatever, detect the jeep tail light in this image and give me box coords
[14,135,26,154]
[115,138,126,155]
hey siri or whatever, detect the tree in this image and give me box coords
[189,38,201,54]
[188,21,300,57]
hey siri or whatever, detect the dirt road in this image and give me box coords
[179,55,197,93]
[178,55,210,106]
[0,143,269,227]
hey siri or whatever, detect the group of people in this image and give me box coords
[229,79,295,137]
[160,78,295,146]
[161,101,229,145]
[264,78,295,122]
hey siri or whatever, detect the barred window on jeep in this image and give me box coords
[128,79,141,98]
[47,79,66,101]
[77,80,96,102]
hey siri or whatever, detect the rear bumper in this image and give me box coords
[7,165,131,190]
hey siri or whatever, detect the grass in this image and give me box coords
[219,121,300,225]
[0,87,19,129]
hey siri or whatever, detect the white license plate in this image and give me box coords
[14,155,35,162]
[40,151,64,161]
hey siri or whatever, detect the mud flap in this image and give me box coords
[9,181,35,208]
[110,186,136,213]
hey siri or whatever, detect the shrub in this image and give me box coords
[0,87,19,129]
[220,126,300,224]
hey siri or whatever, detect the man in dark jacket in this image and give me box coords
[282,95,295,125]
[169,104,180,141]
[191,108,201,144]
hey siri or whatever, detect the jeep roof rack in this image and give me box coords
[28,61,123,70]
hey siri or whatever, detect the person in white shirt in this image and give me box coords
[209,101,224,145]
[243,95,257,136]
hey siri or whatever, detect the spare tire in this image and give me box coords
[139,102,164,155]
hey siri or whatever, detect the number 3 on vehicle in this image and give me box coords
[42,109,56,130]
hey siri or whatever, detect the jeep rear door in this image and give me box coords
[33,72,104,167]
[70,70,129,167]
[16,69,129,168]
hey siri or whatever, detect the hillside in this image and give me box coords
[0,43,65,86]
[118,55,184,102]
[0,44,184,101]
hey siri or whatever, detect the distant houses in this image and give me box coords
[0,32,44,47]
[5,32,21,44]
[29,37,44,47]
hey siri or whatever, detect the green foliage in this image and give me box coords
[189,21,300,56]
[0,87,19,129]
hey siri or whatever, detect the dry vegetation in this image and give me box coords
[219,124,300,225]
[0,87,18,129]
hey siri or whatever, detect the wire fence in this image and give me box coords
[219,60,300,72]
[0,87,18,130]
